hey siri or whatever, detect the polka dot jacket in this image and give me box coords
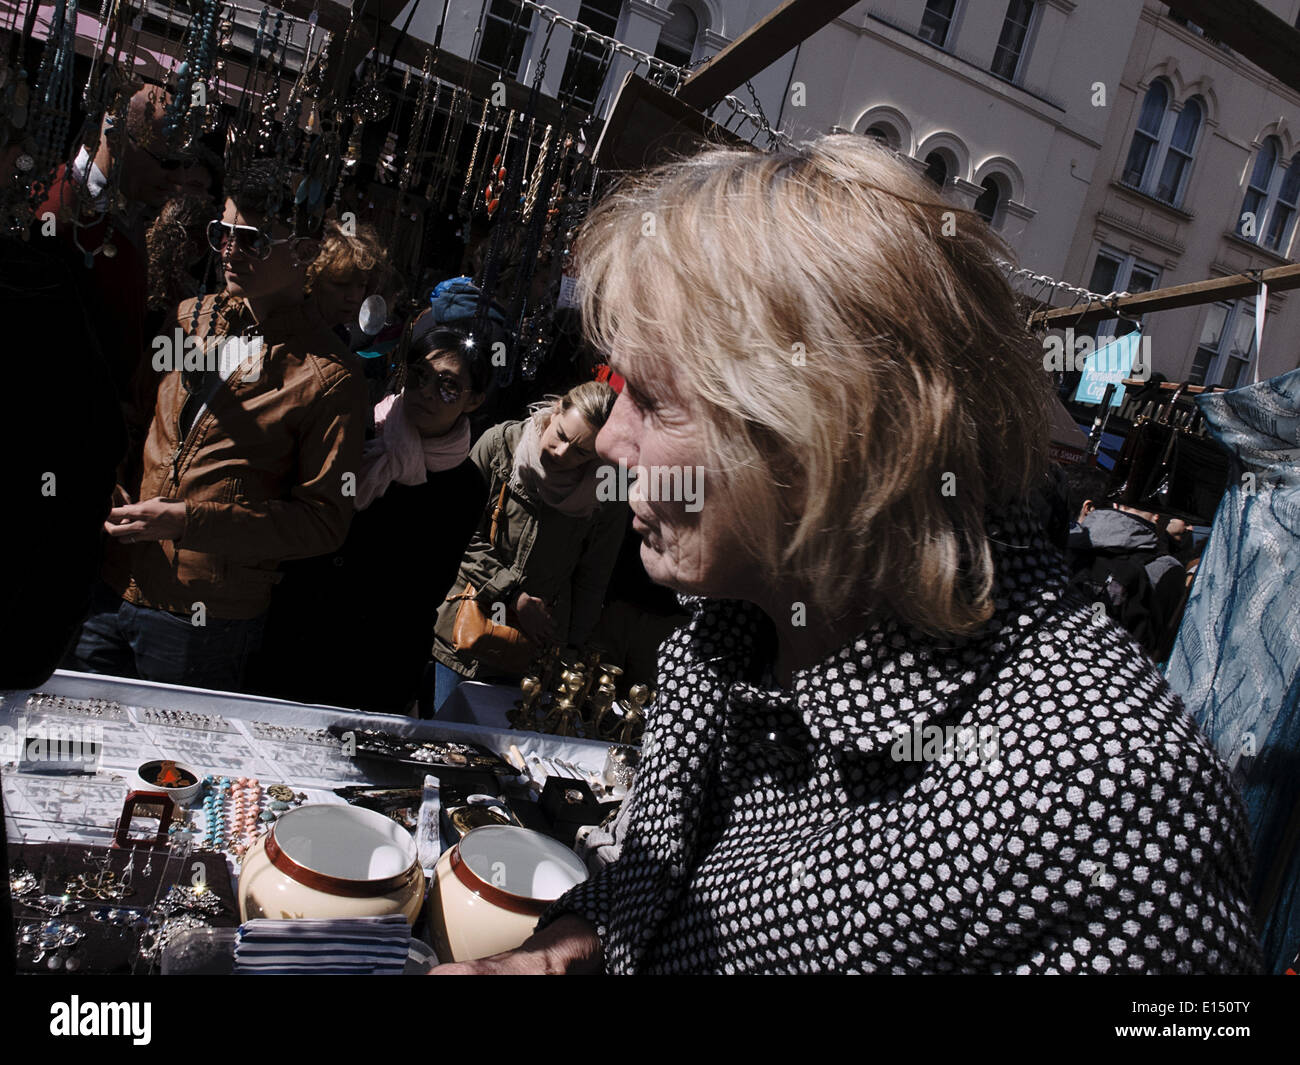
[538,504,1264,973]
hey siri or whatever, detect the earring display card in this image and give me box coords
[2,694,392,847]
[9,842,238,975]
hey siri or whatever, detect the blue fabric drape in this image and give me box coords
[1166,368,1300,974]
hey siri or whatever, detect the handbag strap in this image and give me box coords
[489,482,508,544]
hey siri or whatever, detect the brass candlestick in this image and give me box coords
[616,684,654,745]
[509,675,542,730]
[589,679,619,738]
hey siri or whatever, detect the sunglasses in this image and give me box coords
[407,362,467,405]
[206,219,292,260]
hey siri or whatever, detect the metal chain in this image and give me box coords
[519,1,683,82]
[997,260,1130,309]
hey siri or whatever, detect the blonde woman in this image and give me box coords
[433,136,1261,975]
[431,380,625,708]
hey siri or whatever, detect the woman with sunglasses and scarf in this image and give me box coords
[249,283,496,715]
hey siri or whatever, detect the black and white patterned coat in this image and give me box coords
[540,507,1264,974]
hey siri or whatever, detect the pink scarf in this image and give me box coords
[355,393,472,511]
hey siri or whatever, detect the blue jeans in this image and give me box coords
[431,661,466,714]
[63,583,267,693]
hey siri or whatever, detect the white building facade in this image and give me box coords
[408,0,1300,385]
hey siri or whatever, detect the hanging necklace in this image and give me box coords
[457,97,490,221]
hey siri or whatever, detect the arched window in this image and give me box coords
[1122,81,1168,188]
[865,123,899,150]
[1120,81,1203,206]
[1264,158,1300,253]
[655,2,699,68]
[1239,137,1279,238]
[974,176,1001,225]
[1239,137,1300,254]
[924,151,949,189]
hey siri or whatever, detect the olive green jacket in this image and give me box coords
[433,419,626,677]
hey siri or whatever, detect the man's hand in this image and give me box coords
[105,498,187,543]
[428,915,602,975]
[515,591,556,645]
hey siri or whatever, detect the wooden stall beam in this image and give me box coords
[675,0,861,111]
[1031,263,1300,329]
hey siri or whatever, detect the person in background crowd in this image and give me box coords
[165,141,223,203]
[1068,496,1187,659]
[306,218,392,339]
[431,380,625,712]
[36,83,177,403]
[433,135,1261,975]
[250,291,495,715]
[145,194,217,324]
[61,160,368,692]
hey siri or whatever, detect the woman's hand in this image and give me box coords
[515,591,556,644]
[428,916,602,975]
[105,497,187,543]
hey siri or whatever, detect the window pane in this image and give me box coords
[656,1,697,64]
[975,178,999,223]
[1278,157,1300,206]
[991,0,1035,80]
[1218,358,1244,389]
[1264,203,1295,252]
[478,0,531,77]
[1188,347,1213,386]
[1240,188,1266,237]
[1128,267,1158,295]
[924,152,948,188]
[562,0,625,107]
[919,0,957,46]
[1122,132,1156,187]
[1087,252,1122,295]
[1136,82,1168,136]
[1170,99,1202,152]
[1199,304,1229,349]
[1248,138,1279,191]
[1156,149,1188,202]
[1227,306,1256,361]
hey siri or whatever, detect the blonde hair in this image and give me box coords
[530,380,618,432]
[574,134,1051,636]
[306,219,391,294]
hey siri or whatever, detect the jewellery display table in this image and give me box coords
[3,670,625,973]
[2,670,618,850]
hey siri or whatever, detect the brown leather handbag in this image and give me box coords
[445,483,538,674]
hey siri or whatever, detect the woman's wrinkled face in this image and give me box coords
[539,406,599,473]
[403,349,481,437]
[595,364,751,599]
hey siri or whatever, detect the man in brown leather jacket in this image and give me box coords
[64,161,368,692]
